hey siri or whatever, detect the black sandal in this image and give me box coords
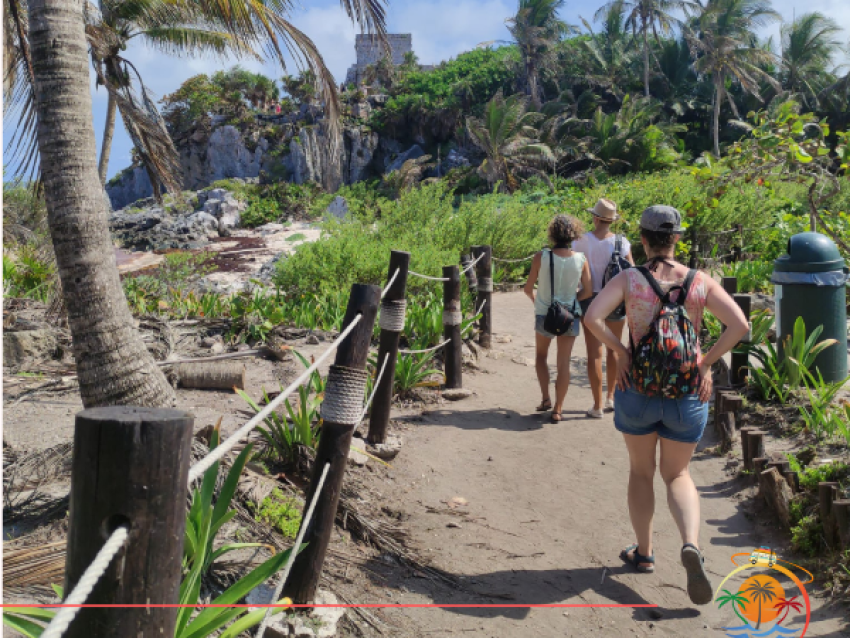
[681,543,713,605]
[536,398,552,412]
[620,544,655,573]
[550,411,562,423]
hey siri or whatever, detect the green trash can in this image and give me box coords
[771,232,849,383]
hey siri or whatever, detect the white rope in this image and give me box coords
[360,353,390,423]
[460,252,485,274]
[474,298,488,316]
[320,367,369,426]
[255,463,331,638]
[41,526,129,638]
[187,314,363,485]
[382,268,400,298]
[408,270,450,282]
[493,254,535,263]
[398,338,452,355]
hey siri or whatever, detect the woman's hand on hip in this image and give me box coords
[698,362,713,403]
[616,348,631,391]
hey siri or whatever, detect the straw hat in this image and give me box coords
[587,198,620,222]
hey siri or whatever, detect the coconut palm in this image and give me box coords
[27,0,174,407]
[578,0,638,102]
[688,0,781,156]
[465,91,555,192]
[741,577,779,630]
[781,12,843,108]
[506,0,573,106]
[596,0,698,98]
[717,588,750,625]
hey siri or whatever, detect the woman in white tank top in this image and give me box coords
[524,215,592,422]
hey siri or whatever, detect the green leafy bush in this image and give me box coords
[251,489,303,538]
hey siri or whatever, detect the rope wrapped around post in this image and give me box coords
[443,265,463,389]
[320,367,370,426]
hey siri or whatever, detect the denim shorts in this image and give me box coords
[535,314,580,339]
[613,386,708,443]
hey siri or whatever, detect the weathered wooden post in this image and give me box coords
[745,430,765,470]
[722,277,738,296]
[718,412,736,453]
[460,253,478,296]
[752,457,769,476]
[731,294,752,386]
[740,426,756,466]
[443,265,463,389]
[833,499,850,550]
[368,251,410,445]
[473,245,492,348]
[819,482,840,547]
[65,407,193,638]
[286,283,380,603]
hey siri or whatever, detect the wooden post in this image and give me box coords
[784,470,799,493]
[833,500,850,550]
[65,407,193,638]
[724,394,744,418]
[753,457,768,476]
[722,277,738,295]
[472,245,492,349]
[740,426,756,468]
[718,412,736,453]
[286,283,380,603]
[745,430,765,470]
[731,294,752,386]
[759,467,793,528]
[713,389,726,435]
[819,482,840,547]
[460,253,478,296]
[443,265,462,389]
[368,251,410,445]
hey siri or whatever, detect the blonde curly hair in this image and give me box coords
[548,214,584,246]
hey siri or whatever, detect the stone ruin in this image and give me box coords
[344,34,432,86]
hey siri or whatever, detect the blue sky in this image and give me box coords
[3,0,848,181]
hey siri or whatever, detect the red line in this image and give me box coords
[2,603,658,609]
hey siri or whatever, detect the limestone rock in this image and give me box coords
[345,127,379,183]
[367,434,403,460]
[386,144,425,174]
[325,196,349,222]
[348,438,369,466]
[351,101,371,119]
[442,388,473,401]
[257,253,286,282]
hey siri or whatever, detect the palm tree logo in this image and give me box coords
[741,577,779,630]
[717,588,750,625]
[773,596,804,625]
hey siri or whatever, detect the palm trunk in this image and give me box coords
[642,21,650,98]
[713,79,722,157]
[755,599,762,630]
[29,0,174,408]
[98,91,117,185]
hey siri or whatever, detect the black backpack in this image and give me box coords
[542,249,579,336]
[602,235,631,318]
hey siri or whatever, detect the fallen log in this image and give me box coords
[175,362,246,390]
[759,468,793,528]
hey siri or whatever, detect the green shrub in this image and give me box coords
[251,489,303,539]
[790,514,822,557]
[242,197,282,227]
[798,461,850,492]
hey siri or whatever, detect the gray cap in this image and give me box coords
[640,205,684,233]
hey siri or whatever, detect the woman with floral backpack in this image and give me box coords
[584,205,748,606]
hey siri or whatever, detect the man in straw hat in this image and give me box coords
[573,198,635,418]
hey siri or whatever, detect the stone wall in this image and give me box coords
[344,34,413,86]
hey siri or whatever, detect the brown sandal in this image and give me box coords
[536,398,552,412]
[550,411,562,423]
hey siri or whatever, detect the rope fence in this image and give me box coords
[40,526,130,638]
[408,269,450,282]
[492,254,535,263]
[398,338,452,355]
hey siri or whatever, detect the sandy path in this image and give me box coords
[370,291,848,637]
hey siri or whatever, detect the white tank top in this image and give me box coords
[534,251,585,316]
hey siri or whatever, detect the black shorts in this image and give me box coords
[580,294,626,322]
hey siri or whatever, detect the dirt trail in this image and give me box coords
[368,291,848,637]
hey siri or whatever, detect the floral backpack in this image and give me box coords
[630,266,700,398]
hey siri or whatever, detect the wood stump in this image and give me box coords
[759,468,793,528]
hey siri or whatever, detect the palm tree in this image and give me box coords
[465,91,555,192]
[596,0,697,98]
[28,0,174,407]
[741,577,779,630]
[506,0,572,106]
[717,588,750,625]
[688,0,781,157]
[578,1,638,102]
[773,595,804,625]
[781,12,843,108]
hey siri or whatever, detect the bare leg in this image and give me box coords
[659,438,701,548]
[622,432,659,568]
[553,335,576,414]
[535,333,553,407]
[605,319,626,403]
[582,319,605,411]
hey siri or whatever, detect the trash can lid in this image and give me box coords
[773,232,846,273]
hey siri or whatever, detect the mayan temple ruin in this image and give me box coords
[344,34,431,86]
